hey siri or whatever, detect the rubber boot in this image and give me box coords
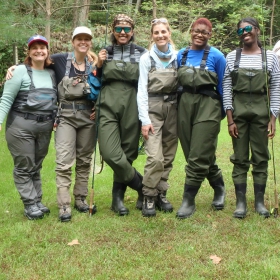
[233,183,247,218]
[254,183,270,218]
[155,191,173,212]
[111,182,129,216]
[209,176,226,210]
[176,184,200,219]
[127,170,143,210]
[142,196,156,217]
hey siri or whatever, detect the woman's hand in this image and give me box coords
[97,49,107,68]
[90,106,96,120]
[267,115,276,139]
[228,123,238,138]
[141,124,154,140]
[6,65,16,80]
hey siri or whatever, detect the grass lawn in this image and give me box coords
[0,119,280,280]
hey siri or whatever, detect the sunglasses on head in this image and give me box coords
[237,25,253,36]
[151,18,168,25]
[114,26,132,33]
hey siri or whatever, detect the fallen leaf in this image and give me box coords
[210,255,222,264]
[68,239,80,246]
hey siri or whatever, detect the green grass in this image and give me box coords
[1,119,280,280]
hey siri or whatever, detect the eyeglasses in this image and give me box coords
[151,18,168,25]
[237,25,253,36]
[114,26,132,33]
[191,29,211,36]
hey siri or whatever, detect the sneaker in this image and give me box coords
[37,202,50,214]
[59,206,71,222]
[142,196,156,217]
[24,204,44,220]
[74,198,89,213]
[155,193,173,212]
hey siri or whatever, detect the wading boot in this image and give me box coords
[155,191,173,212]
[176,184,200,219]
[24,204,44,220]
[209,176,226,210]
[128,170,143,210]
[233,183,247,219]
[111,182,129,216]
[36,201,50,214]
[254,183,270,218]
[59,206,71,222]
[142,196,156,217]
[74,196,89,213]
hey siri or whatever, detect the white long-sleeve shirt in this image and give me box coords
[223,49,280,117]
[137,48,178,125]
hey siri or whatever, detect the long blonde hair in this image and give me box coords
[149,18,176,50]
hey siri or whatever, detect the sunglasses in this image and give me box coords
[114,26,132,33]
[191,29,211,36]
[237,25,253,36]
[151,18,168,25]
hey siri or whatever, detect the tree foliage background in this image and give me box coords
[0,0,280,84]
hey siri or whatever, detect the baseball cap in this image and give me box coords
[72,26,92,39]
[28,35,48,49]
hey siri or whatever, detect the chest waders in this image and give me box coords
[176,46,225,219]
[142,56,178,217]
[7,66,57,219]
[230,48,271,218]
[98,43,144,216]
[55,53,96,222]
[13,65,57,121]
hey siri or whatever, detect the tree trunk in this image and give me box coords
[78,0,90,25]
[152,0,157,19]
[45,0,51,43]
[73,0,79,28]
[134,0,141,17]
[270,0,276,46]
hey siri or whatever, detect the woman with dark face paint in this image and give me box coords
[176,17,226,219]
[223,17,280,218]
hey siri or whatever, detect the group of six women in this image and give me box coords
[1,14,280,221]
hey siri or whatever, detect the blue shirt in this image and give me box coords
[177,47,226,96]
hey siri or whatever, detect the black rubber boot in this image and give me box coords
[176,184,199,219]
[254,183,270,218]
[127,170,143,210]
[142,196,156,217]
[209,176,226,210]
[155,191,173,212]
[111,182,129,216]
[233,183,247,218]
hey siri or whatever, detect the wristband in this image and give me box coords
[227,122,235,127]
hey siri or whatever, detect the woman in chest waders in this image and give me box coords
[0,36,57,220]
[137,18,178,217]
[223,17,280,218]
[97,14,146,215]
[176,18,226,219]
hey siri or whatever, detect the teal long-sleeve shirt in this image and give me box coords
[0,65,53,124]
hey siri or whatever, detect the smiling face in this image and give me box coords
[72,34,92,54]
[151,23,171,52]
[190,23,212,50]
[238,21,259,47]
[113,23,133,45]
[28,42,48,64]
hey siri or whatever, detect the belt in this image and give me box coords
[149,94,177,102]
[183,86,220,100]
[61,103,93,110]
[13,111,54,122]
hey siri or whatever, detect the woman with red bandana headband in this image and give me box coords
[223,17,280,218]
[97,14,147,216]
[0,35,57,220]
[176,18,226,219]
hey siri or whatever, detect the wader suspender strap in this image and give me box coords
[150,56,176,71]
[181,45,211,68]
[64,52,91,77]
[25,65,56,90]
[234,48,266,71]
